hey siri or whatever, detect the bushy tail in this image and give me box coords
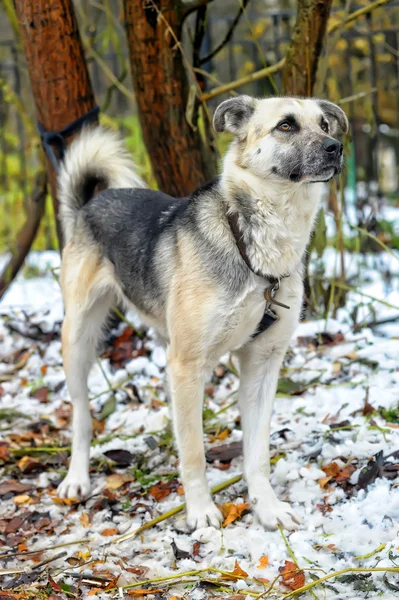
[58,127,146,243]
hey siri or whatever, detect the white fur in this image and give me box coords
[58,127,146,243]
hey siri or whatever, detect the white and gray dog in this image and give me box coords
[57,95,348,531]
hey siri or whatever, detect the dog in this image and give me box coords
[57,95,348,531]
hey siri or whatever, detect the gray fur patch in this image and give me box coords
[213,96,256,134]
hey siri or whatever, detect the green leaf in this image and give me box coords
[98,395,117,421]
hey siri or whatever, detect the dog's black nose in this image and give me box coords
[323,138,342,156]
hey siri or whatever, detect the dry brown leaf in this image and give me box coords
[257,555,269,569]
[88,589,103,596]
[279,560,305,591]
[219,502,249,527]
[101,527,119,536]
[17,456,41,473]
[322,462,340,477]
[335,465,355,482]
[80,512,90,528]
[0,443,10,461]
[149,481,173,502]
[318,475,333,489]
[222,560,248,581]
[105,473,133,490]
[255,576,270,584]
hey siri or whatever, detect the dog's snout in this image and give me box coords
[323,138,342,157]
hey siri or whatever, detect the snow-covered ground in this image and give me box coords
[0,249,398,599]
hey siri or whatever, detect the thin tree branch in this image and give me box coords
[327,0,394,35]
[200,58,285,102]
[200,0,393,103]
[200,0,251,65]
[182,0,217,22]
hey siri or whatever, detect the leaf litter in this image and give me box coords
[0,250,399,598]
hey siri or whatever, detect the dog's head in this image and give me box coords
[213,96,348,183]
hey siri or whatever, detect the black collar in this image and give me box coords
[227,211,290,311]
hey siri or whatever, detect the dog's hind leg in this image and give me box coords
[57,248,116,499]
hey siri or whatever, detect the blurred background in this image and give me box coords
[0,0,398,327]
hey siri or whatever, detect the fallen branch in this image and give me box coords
[281,567,399,598]
[0,172,47,301]
[114,473,243,544]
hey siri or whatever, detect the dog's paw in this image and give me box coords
[186,500,223,531]
[253,498,301,531]
[57,473,91,500]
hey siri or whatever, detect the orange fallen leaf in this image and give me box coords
[322,462,340,478]
[52,496,76,506]
[222,560,248,581]
[17,455,41,473]
[177,485,184,495]
[0,443,10,461]
[214,428,230,442]
[149,481,173,502]
[335,465,355,482]
[40,364,48,376]
[279,560,305,591]
[105,473,134,490]
[257,555,269,569]
[101,527,119,536]
[255,577,270,584]
[13,494,31,506]
[18,543,28,552]
[219,502,249,527]
[88,589,104,596]
[80,512,91,527]
[318,475,333,489]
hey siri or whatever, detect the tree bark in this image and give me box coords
[14,0,98,249]
[123,0,217,197]
[282,0,333,96]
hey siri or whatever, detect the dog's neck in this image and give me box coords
[221,158,322,279]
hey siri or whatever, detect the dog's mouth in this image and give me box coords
[289,166,339,183]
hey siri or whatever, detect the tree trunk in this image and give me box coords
[14,0,98,249]
[123,0,217,197]
[282,0,333,96]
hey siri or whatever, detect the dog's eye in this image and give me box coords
[278,122,292,132]
[321,120,329,133]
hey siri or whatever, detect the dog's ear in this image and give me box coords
[317,100,349,135]
[213,96,257,135]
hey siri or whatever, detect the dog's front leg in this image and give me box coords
[237,340,301,530]
[168,354,223,530]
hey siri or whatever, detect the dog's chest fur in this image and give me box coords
[223,165,322,279]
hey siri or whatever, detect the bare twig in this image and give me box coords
[113,473,243,544]
[200,58,285,102]
[201,0,393,103]
[328,0,394,35]
[200,0,251,64]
